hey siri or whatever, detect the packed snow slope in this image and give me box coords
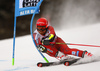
[0,23,100,71]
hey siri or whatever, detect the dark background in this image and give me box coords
[0,0,100,40]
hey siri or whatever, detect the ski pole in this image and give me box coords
[55,42,100,47]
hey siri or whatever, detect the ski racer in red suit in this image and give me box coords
[33,18,93,60]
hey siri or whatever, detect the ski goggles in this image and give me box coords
[37,26,47,31]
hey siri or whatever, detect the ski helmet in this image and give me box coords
[36,18,48,28]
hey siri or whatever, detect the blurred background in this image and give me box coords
[0,0,100,40]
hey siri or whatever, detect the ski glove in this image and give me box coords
[37,45,47,53]
[42,34,55,45]
[42,38,50,45]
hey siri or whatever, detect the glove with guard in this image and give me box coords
[41,38,50,45]
[37,45,47,53]
[41,34,55,45]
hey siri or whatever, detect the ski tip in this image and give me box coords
[37,62,43,67]
[64,62,69,66]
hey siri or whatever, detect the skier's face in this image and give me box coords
[37,26,47,35]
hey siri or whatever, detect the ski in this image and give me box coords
[64,56,100,66]
[37,58,79,67]
[37,56,100,67]
[64,59,79,66]
[37,60,64,67]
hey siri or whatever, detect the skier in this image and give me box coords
[33,18,93,61]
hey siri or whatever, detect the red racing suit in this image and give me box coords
[33,26,84,58]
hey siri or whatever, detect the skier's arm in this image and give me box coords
[33,33,38,46]
[48,26,55,42]
[42,26,56,45]
[33,33,47,53]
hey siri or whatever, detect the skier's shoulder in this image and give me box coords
[48,25,54,30]
[33,29,38,34]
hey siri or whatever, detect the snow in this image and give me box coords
[0,23,100,71]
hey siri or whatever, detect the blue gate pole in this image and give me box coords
[12,16,17,65]
[30,0,49,63]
